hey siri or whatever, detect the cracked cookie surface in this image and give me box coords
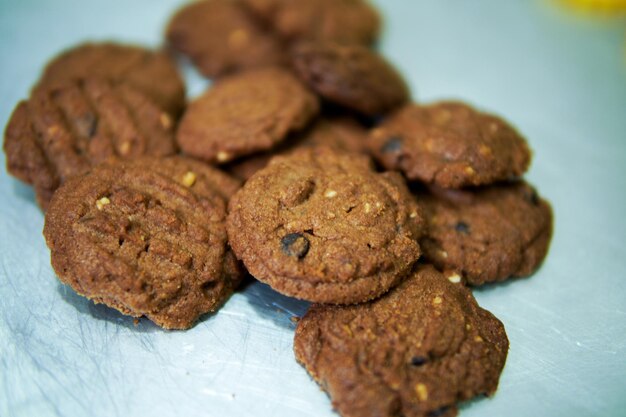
[43,156,242,329]
[37,42,185,116]
[176,67,319,163]
[294,264,509,417]
[292,42,409,116]
[227,147,424,304]
[166,0,286,79]
[418,181,553,285]
[368,102,531,188]
[4,78,177,210]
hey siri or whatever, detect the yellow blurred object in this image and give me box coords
[558,0,626,14]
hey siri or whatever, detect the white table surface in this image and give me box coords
[1,1,625,416]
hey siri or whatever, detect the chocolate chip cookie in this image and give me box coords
[292,42,409,116]
[37,42,186,116]
[176,67,319,163]
[418,181,553,286]
[227,147,424,304]
[369,102,532,188]
[244,0,381,46]
[294,264,509,417]
[226,116,368,180]
[43,156,243,330]
[4,78,177,210]
[166,0,286,79]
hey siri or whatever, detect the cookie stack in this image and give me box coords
[3,1,553,416]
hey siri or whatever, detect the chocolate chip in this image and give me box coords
[281,233,310,259]
[381,136,403,153]
[455,221,470,234]
[410,356,427,366]
[427,406,450,417]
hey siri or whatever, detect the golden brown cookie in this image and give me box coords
[418,181,553,285]
[43,156,243,330]
[166,0,286,78]
[3,78,177,210]
[176,67,319,163]
[36,42,185,117]
[292,42,409,116]
[294,264,509,417]
[244,0,381,46]
[227,147,424,304]
[368,102,532,188]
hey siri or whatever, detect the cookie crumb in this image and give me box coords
[324,190,338,198]
[96,197,110,210]
[415,383,429,401]
[465,166,476,175]
[119,141,131,155]
[432,296,443,305]
[182,171,197,187]
[475,335,484,342]
[160,113,173,129]
[410,211,418,218]
[447,273,462,284]
[217,151,232,163]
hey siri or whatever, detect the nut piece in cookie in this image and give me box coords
[166,0,286,79]
[368,102,532,188]
[36,42,185,117]
[294,264,509,417]
[176,67,319,163]
[3,78,177,210]
[292,42,409,116]
[418,181,553,285]
[244,0,381,46]
[43,157,243,329]
[227,147,424,304]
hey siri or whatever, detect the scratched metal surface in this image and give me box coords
[1,0,626,416]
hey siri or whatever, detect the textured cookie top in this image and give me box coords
[369,102,532,188]
[226,116,368,181]
[43,157,242,330]
[292,42,409,116]
[244,0,381,46]
[419,181,553,286]
[227,147,424,304]
[166,0,286,79]
[37,42,185,116]
[176,67,319,163]
[294,264,509,417]
[4,78,177,210]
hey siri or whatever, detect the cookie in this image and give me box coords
[176,67,319,163]
[368,102,532,188]
[4,78,177,210]
[226,116,368,180]
[166,0,286,79]
[244,0,381,46]
[292,42,409,116]
[37,42,185,117]
[43,156,243,330]
[418,181,553,286]
[227,147,424,304]
[294,264,509,417]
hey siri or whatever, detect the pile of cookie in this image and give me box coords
[3,1,553,416]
